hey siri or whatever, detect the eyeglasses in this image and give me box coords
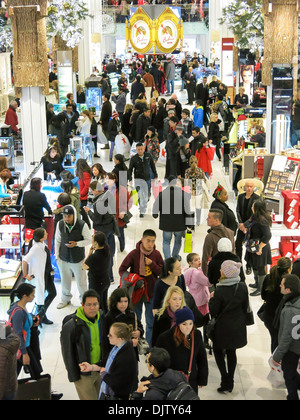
[84,303,99,308]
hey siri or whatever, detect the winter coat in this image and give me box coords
[100,101,112,131]
[152,186,194,232]
[210,198,238,234]
[184,267,211,307]
[207,251,245,286]
[5,106,18,133]
[132,369,187,400]
[78,171,92,201]
[244,217,272,269]
[202,224,235,276]
[111,92,126,114]
[192,106,204,129]
[131,81,145,104]
[144,132,160,163]
[119,241,164,299]
[156,326,208,392]
[135,113,151,143]
[165,62,176,80]
[273,295,300,363]
[0,331,20,400]
[87,191,116,233]
[128,152,158,182]
[209,279,249,349]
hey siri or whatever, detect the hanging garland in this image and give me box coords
[219,0,264,53]
[0,0,89,51]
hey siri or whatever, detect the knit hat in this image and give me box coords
[221,260,242,278]
[112,111,119,119]
[175,122,184,131]
[175,307,195,326]
[217,238,233,253]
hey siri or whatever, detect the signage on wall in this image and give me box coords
[221,37,234,87]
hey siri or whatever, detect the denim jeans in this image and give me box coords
[167,79,174,94]
[162,230,185,260]
[105,230,115,280]
[135,179,151,215]
[134,295,154,346]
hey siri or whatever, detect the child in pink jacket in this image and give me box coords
[184,253,211,316]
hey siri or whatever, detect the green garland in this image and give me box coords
[0,0,89,51]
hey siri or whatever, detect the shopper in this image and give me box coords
[131,75,146,104]
[8,283,42,379]
[194,138,215,179]
[60,180,81,220]
[209,260,249,393]
[208,237,245,287]
[201,209,235,276]
[135,106,151,144]
[192,100,204,129]
[261,257,293,352]
[185,155,207,225]
[272,274,300,400]
[108,111,121,161]
[156,307,208,393]
[165,57,176,95]
[153,257,186,315]
[79,322,138,400]
[175,124,191,178]
[84,181,117,282]
[165,116,180,179]
[5,100,19,135]
[82,232,110,313]
[104,288,144,360]
[111,88,126,122]
[49,113,71,158]
[132,347,187,400]
[152,285,186,346]
[128,142,158,217]
[76,110,92,136]
[0,169,14,199]
[112,154,128,190]
[244,199,272,297]
[208,112,222,161]
[63,103,79,135]
[76,158,92,229]
[183,66,197,105]
[0,322,20,401]
[210,183,238,234]
[144,126,160,165]
[121,104,133,140]
[153,176,193,260]
[180,108,194,139]
[22,227,56,325]
[88,163,106,203]
[235,179,260,273]
[184,253,211,316]
[60,290,106,400]
[23,177,52,230]
[105,172,132,253]
[55,205,91,309]
[119,229,164,345]
[153,98,167,143]
[99,94,112,146]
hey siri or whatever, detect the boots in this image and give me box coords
[249,271,258,289]
[250,275,265,297]
[217,374,234,393]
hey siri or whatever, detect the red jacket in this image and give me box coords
[5,106,18,133]
[195,146,215,176]
[119,241,164,299]
[78,172,91,201]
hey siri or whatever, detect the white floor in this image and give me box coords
[0,86,289,400]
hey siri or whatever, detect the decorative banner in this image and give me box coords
[127,6,182,54]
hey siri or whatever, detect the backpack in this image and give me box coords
[8,306,27,359]
[166,381,200,401]
[120,271,147,305]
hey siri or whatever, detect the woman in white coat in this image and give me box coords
[22,227,56,324]
[76,110,92,136]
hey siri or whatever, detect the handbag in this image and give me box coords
[246,238,260,253]
[179,333,194,383]
[134,313,149,355]
[257,302,266,322]
[15,374,51,400]
[122,211,133,225]
[245,302,255,326]
[206,283,239,341]
[97,125,108,144]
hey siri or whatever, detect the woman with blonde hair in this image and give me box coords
[152,286,186,346]
[76,110,92,136]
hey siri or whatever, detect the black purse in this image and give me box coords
[246,238,260,253]
[122,211,133,225]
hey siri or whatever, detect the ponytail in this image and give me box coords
[10,283,35,304]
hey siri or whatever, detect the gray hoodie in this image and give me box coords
[273,295,300,363]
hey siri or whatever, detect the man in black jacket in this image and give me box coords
[99,94,112,148]
[60,289,106,400]
[153,176,194,260]
[128,143,158,217]
[183,66,197,105]
[235,179,260,276]
[196,77,209,123]
[135,107,151,143]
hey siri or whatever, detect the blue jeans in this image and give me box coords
[109,141,115,160]
[162,230,185,260]
[135,179,151,215]
[167,79,174,94]
[135,295,154,346]
[105,230,115,280]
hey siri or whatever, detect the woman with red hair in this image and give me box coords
[155,307,208,393]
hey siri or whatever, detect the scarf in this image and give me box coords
[99,342,125,398]
[139,243,153,277]
[216,277,240,287]
[167,306,177,328]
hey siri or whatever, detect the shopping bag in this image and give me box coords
[97,125,108,144]
[184,231,193,253]
[130,141,138,157]
[115,134,131,158]
[151,179,162,200]
[217,112,225,132]
[15,374,52,400]
[157,141,166,165]
[130,188,139,206]
[267,357,285,388]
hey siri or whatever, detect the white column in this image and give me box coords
[78,0,92,85]
[21,87,48,177]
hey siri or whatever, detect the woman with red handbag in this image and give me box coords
[156,307,208,393]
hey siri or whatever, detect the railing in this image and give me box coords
[102,2,209,25]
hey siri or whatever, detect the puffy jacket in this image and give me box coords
[184,267,211,307]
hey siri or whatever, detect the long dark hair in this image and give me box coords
[108,288,132,312]
[267,257,292,293]
[253,199,272,227]
[76,158,92,179]
[161,257,178,279]
[114,154,128,171]
[92,163,106,180]
[10,283,35,303]
[93,231,110,258]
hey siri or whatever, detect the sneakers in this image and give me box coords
[56,301,71,310]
